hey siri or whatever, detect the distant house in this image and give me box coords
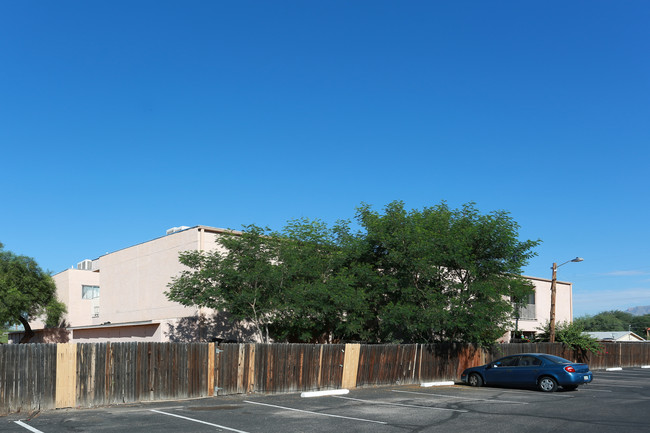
[584,331,646,342]
[14,225,574,344]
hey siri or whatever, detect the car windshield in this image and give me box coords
[540,354,572,364]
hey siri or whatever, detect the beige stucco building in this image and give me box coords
[21,226,256,343]
[19,225,573,343]
[500,276,573,342]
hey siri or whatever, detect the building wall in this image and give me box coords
[52,269,101,327]
[97,228,203,325]
[621,334,643,341]
[71,323,161,342]
[35,226,235,343]
[27,268,101,331]
[505,276,573,341]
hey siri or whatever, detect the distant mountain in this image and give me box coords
[626,306,650,316]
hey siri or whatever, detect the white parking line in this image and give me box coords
[301,389,349,398]
[150,409,250,433]
[421,381,456,387]
[580,389,612,392]
[14,421,45,433]
[244,400,387,424]
[391,389,529,404]
[589,383,643,388]
[333,395,468,412]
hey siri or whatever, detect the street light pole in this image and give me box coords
[549,262,559,343]
[549,257,583,343]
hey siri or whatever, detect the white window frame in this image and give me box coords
[82,285,100,300]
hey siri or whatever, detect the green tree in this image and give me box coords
[166,201,540,346]
[269,218,371,342]
[630,315,650,340]
[0,242,66,343]
[574,310,649,339]
[356,201,540,346]
[166,225,283,343]
[536,320,602,353]
[167,221,372,343]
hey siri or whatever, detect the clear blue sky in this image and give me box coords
[2,1,648,318]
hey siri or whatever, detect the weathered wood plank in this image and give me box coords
[341,344,360,389]
[55,343,77,408]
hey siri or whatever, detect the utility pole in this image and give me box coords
[549,262,558,343]
[549,257,583,343]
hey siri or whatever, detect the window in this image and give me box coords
[82,285,100,300]
[540,354,572,364]
[496,356,520,367]
[516,292,536,320]
[518,355,542,367]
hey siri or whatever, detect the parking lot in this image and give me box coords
[3,368,650,433]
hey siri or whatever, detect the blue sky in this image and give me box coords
[1,1,648,318]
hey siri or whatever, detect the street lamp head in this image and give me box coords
[552,257,585,269]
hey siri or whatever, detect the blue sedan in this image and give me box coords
[460,353,593,392]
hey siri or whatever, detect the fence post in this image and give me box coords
[341,343,360,389]
[247,344,256,393]
[55,343,77,408]
[236,344,246,393]
[412,344,419,382]
[207,342,215,396]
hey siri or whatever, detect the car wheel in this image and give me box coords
[468,373,483,387]
[538,376,558,392]
[563,385,579,391]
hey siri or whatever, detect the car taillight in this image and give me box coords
[564,366,576,373]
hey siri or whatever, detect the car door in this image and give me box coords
[484,355,521,385]
[508,355,542,386]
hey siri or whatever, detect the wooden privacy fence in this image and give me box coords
[2,341,650,415]
[0,342,214,416]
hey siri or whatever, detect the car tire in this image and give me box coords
[563,385,579,391]
[538,376,558,392]
[468,373,483,387]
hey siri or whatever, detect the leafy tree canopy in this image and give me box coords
[166,222,366,343]
[167,201,540,346]
[574,310,650,339]
[0,242,66,342]
[166,226,282,343]
[356,201,539,346]
[536,320,602,353]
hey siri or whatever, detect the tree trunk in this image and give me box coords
[18,316,35,344]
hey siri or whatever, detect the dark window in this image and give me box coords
[497,356,520,367]
[518,355,542,367]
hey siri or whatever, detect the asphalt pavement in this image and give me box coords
[2,368,649,433]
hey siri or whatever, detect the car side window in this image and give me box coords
[519,355,542,367]
[498,356,520,367]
